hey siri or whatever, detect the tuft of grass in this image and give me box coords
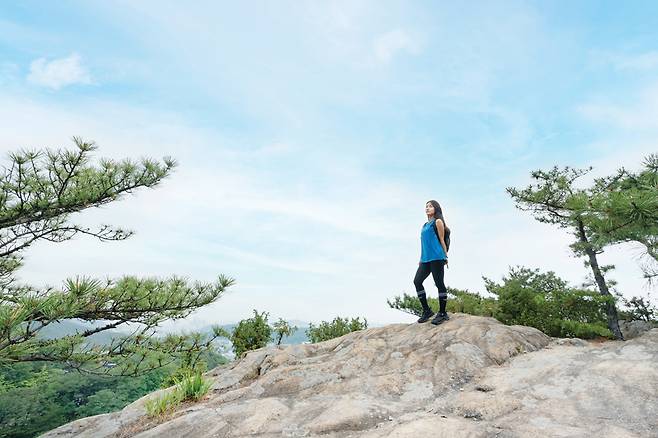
[174,370,212,402]
[144,371,212,418]
[144,390,182,417]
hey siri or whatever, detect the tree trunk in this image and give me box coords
[576,220,624,340]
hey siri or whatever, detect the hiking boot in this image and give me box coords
[431,312,449,325]
[417,309,434,323]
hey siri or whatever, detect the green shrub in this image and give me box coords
[387,293,426,316]
[272,318,298,345]
[387,288,497,317]
[387,266,616,339]
[387,293,425,316]
[306,317,367,343]
[485,266,614,339]
[447,288,498,317]
[230,310,272,358]
[557,319,612,338]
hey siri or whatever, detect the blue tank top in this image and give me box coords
[420,219,447,263]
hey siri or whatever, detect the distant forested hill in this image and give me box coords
[37,320,127,346]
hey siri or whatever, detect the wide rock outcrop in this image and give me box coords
[42,314,658,437]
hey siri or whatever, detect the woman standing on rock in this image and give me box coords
[414,200,450,325]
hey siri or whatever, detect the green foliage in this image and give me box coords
[145,370,212,418]
[230,310,272,358]
[506,161,634,339]
[306,317,368,343]
[0,381,69,438]
[556,320,613,339]
[388,267,615,339]
[585,154,658,281]
[619,295,658,322]
[144,389,182,418]
[77,389,128,418]
[447,288,498,317]
[174,370,212,402]
[387,287,496,317]
[0,348,226,437]
[0,138,234,435]
[272,318,298,345]
[506,165,595,229]
[160,349,226,388]
[0,138,236,374]
[485,266,614,339]
[0,362,167,438]
[387,292,427,316]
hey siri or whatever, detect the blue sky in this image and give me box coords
[1,1,657,327]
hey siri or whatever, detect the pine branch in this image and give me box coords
[0,137,236,374]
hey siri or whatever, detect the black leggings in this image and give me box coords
[414,260,448,299]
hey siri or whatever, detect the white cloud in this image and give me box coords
[3,1,656,328]
[1,91,653,329]
[255,141,294,156]
[0,62,20,85]
[615,51,658,71]
[27,53,92,90]
[573,81,658,292]
[373,29,421,63]
[578,81,658,131]
[592,50,658,71]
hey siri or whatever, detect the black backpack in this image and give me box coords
[432,218,450,253]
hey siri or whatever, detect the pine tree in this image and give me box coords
[585,154,658,282]
[507,165,624,339]
[272,318,297,346]
[0,137,234,375]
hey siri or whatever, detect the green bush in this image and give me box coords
[386,293,426,316]
[557,319,612,339]
[387,288,497,317]
[272,318,298,345]
[387,266,616,339]
[306,317,368,343]
[230,310,272,358]
[485,266,614,339]
[447,288,497,317]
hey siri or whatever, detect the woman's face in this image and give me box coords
[425,203,434,216]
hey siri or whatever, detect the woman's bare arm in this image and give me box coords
[435,219,448,257]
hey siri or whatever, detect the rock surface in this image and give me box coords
[42,314,658,438]
[619,319,657,339]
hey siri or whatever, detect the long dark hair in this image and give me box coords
[427,199,448,229]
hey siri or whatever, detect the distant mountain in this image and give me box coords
[37,320,126,346]
[36,319,312,362]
